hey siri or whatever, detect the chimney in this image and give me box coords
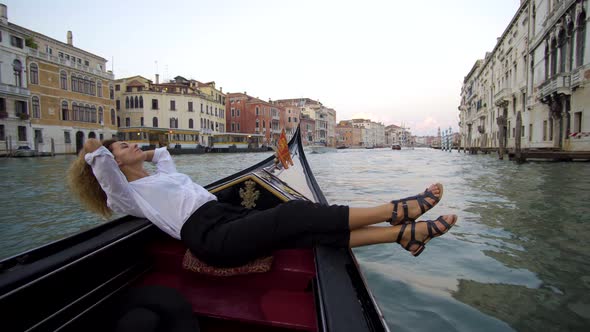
[0,4,7,25]
[220,87,222,92]
[67,31,73,45]
[155,74,159,84]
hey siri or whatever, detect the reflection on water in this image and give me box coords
[1,148,589,331]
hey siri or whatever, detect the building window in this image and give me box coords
[60,71,68,90]
[10,35,23,48]
[64,131,71,144]
[201,103,203,113]
[237,109,240,117]
[98,107,103,124]
[116,99,121,110]
[574,112,582,133]
[170,100,176,110]
[117,116,120,127]
[134,96,139,109]
[32,96,40,118]
[558,30,567,73]
[189,118,194,128]
[256,107,259,115]
[125,117,130,127]
[115,84,120,91]
[139,96,143,108]
[550,39,557,77]
[529,124,532,142]
[256,119,259,128]
[97,81,103,97]
[0,124,4,141]
[109,85,114,99]
[15,100,27,118]
[152,99,158,110]
[29,63,39,84]
[34,129,43,143]
[237,123,240,132]
[13,59,22,87]
[549,117,554,140]
[17,126,26,141]
[125,96,130,109]
[231,123,235,131]
[576,12,586,67]
[544,46,550,81]
[111,109,116,125]
[140,117,144,126]
[153,117,158,127]
[62,101,69,120]
[231,108,235,116]
[188,101,193,112]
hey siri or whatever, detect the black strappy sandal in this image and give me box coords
[396,216,455,257]
[390,183,443,225]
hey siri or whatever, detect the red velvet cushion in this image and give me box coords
[182,250,273,277]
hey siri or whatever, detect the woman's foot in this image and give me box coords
[396,214,457,257]
[389,183,443,225]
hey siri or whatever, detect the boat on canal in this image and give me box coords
[0,126,389,332]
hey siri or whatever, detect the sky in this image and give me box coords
[6,0,522,135]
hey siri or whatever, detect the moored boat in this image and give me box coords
[0,126,389,332]
[391,144,401,150]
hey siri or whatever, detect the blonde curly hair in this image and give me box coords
[67,139,117,218]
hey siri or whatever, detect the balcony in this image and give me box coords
[571,64,590,88]
[0,84,30,97]
[27,48,114,80]
[539,73,571,100]
[272,114,280,120]
[271,128,281,134]
[494,87,511,107]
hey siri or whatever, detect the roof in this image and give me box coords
[127,80,145,87]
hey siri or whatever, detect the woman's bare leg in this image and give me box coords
[348,183,443,230]
[348,215,458,253]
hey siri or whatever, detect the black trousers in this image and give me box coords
[180,200,350,267]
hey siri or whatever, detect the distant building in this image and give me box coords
[114,75,225,148]
[275,98,337,147]
[0,4,116,154]
[459,0,590,153]
[226,92,286,145]
[272,99,301,141]
[300,114,315,145]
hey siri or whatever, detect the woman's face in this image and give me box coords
[110,141,146,166]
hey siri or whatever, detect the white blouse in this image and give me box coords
[85,146,217,239]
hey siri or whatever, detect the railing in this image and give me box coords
[0,84,30,96]
[272,114,280,120]
[27,48,114,80]
[271,128,281,134]
[539,73,571,99]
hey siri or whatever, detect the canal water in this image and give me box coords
[1,148,589,332]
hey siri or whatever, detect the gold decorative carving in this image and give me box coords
[239,180,260,209]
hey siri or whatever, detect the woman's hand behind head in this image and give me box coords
[84,138,102,154]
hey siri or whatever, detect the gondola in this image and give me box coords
[0,126,389,332]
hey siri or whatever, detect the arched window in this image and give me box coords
[90,78,96,96]
[558,29,567,73]
[189,118,194,128]
[544,45,550,80]
[91,105,97,123]
[200,118,203,128]
[134,96,139,109]
[125,96,130,109]
[84,76,90,94]
[576,12,586,67]
[170,117,175,128]
[13,59,22,87]
[550,38,557,77]
[98,107,104,124]
[71,74,77,92]
[72,102,78,121]
[125,117,130,127]
[153,117,158,127]
[139,96,144,108]
[256,119,259,128]
[111,109,116,125]
[29,63,39,84]
[85,104,91,122]
[130,96,134,108]
[32,96,40,118]
[60,70,68,90]
[62,101,69,121]
[97,80,103,97]
[568,21,575,71]
[109,85,114,100]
